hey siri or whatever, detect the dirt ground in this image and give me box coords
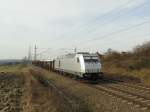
[20,69,64,112]
[0,72,25,112]
[0,68,82,112]
[0,70,60,112]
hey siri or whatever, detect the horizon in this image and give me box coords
[1,40,149,60]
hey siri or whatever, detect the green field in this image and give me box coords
[0,64,27,72]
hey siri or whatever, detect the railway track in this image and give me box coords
[33,67,150,111]
[93,85,150,110]
[94,86,150,110]
[90,80,150,110]
[102,78,150,91]
[100,78,150,97]
[51,70,150,109]
[58,73,150,110]
[120,82,150,92]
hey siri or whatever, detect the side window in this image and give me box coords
[77,57,80,63]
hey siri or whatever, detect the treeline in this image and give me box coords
[102,41,150,71]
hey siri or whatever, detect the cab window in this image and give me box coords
[84,56,99,63]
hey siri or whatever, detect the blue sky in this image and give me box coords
[0,0,150,60]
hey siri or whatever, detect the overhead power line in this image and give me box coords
[84,1,150,35]
[59,0,149,43]
[77,0,135,27]
[56,0,136,41]
[55,19,150,54]
[81,33,150,50]
[46,1,150,55]
[37,48,51,56]
[79,20,150,45]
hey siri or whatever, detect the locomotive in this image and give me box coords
[33,52,102,80]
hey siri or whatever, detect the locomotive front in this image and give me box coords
[82,53,102,79]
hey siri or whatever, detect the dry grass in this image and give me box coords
[21,69,59,112]
[29,66,122,112]
[101,41,150,85]
[29,67,92,112]
[102,62,150,85]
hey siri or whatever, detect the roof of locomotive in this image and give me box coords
[56,52,98,59]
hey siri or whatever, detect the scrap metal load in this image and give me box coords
[32,52,102,80]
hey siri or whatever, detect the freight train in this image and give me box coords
[33,52,103,80]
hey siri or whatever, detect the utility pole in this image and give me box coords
[34,45,37,61]
[28,46,32,63]
[74,47,77,54]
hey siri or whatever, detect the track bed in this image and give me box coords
[29,66,150,112]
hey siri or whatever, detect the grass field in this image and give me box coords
[0,64,27,72]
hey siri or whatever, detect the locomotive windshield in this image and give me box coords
[84,56,99,63]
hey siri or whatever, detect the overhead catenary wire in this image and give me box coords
[81,20,150,44]
[38,1,150,59]
[77,1,150,42]
[52,19,150,56]
[84,1,150,33]
[34,47,76,60]
[58,0,149,43]
[56,0,137,41]
[55,0,150,52]
[62,19,150,50]
[81,32,150,51]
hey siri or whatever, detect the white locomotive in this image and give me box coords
[54,52,102,79]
